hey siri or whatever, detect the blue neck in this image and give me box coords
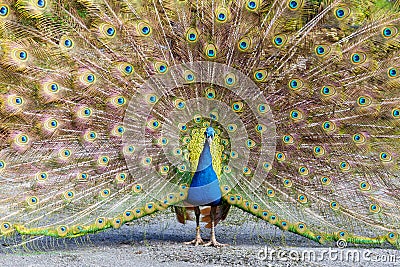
[187,138,222,206]
[196,140,212,172]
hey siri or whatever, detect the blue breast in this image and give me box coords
[187,140,222,206]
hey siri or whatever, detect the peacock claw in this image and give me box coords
[203,240,228,247]
[184,237,204,246]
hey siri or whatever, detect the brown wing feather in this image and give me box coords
[174,206,193,224]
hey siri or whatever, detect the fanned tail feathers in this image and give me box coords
[0,0,400,250]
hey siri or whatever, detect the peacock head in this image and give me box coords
[205,127,215,144]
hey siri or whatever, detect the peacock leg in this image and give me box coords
[204,206,227,247]
[184,206,204,246]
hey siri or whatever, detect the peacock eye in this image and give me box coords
[298,166,309,175]
[289,78,303,90]
[27,196,39,206]
[339,161,350,172]
[18,50,28,60]
[205,43,217,58]
[315,45,330,56]
[247,1,258,10]
[382,26,398,38]
[231,101,243,112]
[138,22,152,36]
[357,96,371,107]
[44,118,59,131]
[98,156,110,166]
[334,6,350,19]
[87,74,94,83]
[50,83,59,92]
[184,71,195,82]
[15,134,29,146]
[186,28,198,43]
[289,1,297,9]
[380,152,392,162]
[36,0,46,8]
[0,5,9,16]
[313,146,325,156]
[275,152,286,161]
[117,63,134,76]
[154,62,168,74]
[275,37,283,45]
[225,73,236,86]
[65,39,73,48]
[117,97,125,105]
[106,27,115,36]
[383,28,392,37]
[142,27,149,34]
[254,69,267,82]
[238,37,251,52]
[288,0,302,10]
[351,53,366,64]
[11,96,24,106]
[388,67,398,78]
[273,34,287,47]
[322,121,336,132]
[256,72,263,80]
[321,86,336,97]
[267,189,275,197]
[125,65,133,73]
[201,88,214,100]
[84,108,91,116]
[297,194,307,204]
[290,110,303,120]
[336,8,345,18]
[215,8,228,23]
[392,108,400,118]
[0,160,5,169]
[369,204,381,213]
[255,124,265,133]
[330,201,339,210]
[321,176,331,186]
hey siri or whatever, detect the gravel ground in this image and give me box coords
[1,207,399,266]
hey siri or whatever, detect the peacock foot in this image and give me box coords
[204,239,228,247]
[184,236,205,246]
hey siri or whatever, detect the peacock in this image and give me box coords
[1,0,400,251]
